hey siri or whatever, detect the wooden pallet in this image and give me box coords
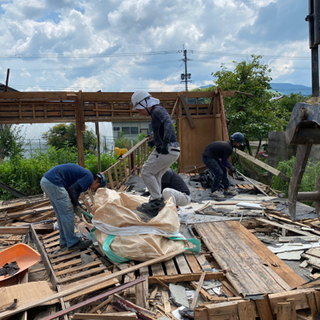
[40,230,118,306]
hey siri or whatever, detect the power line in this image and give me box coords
[0,49,311,61]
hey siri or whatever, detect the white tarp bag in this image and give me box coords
[91,188,186,262]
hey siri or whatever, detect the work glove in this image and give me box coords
[147,139,156,148]
[230,166,236,173]
[74,206,85,218]
[161,140,169,154]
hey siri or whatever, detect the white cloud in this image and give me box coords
[0,0,311,92]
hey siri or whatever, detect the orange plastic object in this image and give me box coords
[0,243,40,281]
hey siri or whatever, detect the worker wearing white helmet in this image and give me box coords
[131,90,180,217]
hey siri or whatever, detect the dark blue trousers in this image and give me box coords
[202,155,229,192]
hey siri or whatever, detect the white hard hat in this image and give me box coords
[131,91,151,110]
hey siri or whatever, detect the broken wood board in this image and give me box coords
[195,220,305,296]
[256,217,316,237]
[194,288,317,320]
[0,249,187,319]
[0,281,59,309]
[113,294,157,320]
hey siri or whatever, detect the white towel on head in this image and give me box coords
[138,96,160,108]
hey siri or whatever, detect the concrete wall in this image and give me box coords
[268,131,320,170]
[268,131,296,170]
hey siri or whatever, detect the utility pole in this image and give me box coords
[180,48,192,91]
[306,0,320,97]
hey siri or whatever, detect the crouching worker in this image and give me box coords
[161,168,191,208]
[202,132,244,198]
[40,163,107,251]
[131,91,180,217]
[142,168,191,209]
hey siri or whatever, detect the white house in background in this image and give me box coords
[13,122,114,156]
[112,121,152,143]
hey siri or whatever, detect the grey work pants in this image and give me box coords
[141,149,180,201]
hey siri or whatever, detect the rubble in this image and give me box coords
[1,172,320,320]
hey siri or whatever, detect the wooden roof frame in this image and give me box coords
[0,90,235,169]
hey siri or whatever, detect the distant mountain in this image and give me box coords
[200,83,312,96]
[270,83,312,96]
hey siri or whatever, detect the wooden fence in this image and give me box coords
[102,136,151,190]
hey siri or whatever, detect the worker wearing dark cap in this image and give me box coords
[202,132,244,198]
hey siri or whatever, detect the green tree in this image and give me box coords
[115,131,131,149]
[42,123,97,153]
[0,125,24,159]
[211,55,287,156]
[271,93,309,123]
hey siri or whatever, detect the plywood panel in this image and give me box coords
[178,115,223,173]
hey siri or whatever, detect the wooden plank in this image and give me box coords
[151,263,165,275]
[196,222,282,295]
[175,254,192,274]
[227,221,305,288]
[237,300,256,320]
[217,221,287,292]
[63,277,118,302]
[191,271,206,309]
[148,272,224,284]
[164,259,178,275]
[160,290,171,314]
[170,97,179,118]
[180,94,195,129]
[277,302,292,320]
[207,301,239,320]
[55,260,102,276]
[217,88,229,141]
[255,294,274,320]
[0,281,59,309]
[235,149,290,182]
[255,218,313,237]
[306,292,317,319]
[73,313,138,319]
[138,263,150,309]
[57,266,107,284]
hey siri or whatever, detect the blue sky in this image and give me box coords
[0,0,312,92]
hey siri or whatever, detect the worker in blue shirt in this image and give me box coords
[40,163,106,251]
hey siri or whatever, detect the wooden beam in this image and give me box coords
[95,122,101,172]
[170,97,179,118]
[217,88,229,141]
[235,149,290,182]
[72,313,138,319]
[179,94,195,129]
[148,272,225,284]
[191,272,206,309]
[5,68,10,92]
